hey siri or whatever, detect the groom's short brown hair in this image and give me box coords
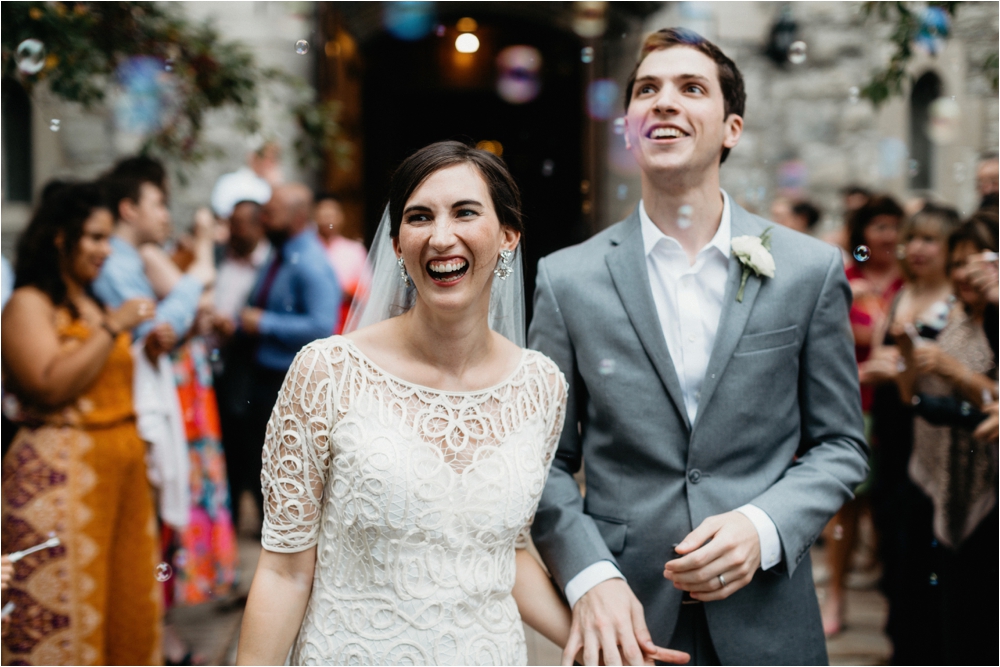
[624,28,746,163]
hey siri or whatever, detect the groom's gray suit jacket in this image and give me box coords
[528,203,868,665]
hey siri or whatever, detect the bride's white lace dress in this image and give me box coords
[261,336,567,666]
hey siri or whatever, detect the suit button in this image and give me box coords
[687,469,702,484]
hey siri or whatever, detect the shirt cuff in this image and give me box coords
[736,504,783,570]
[564,561,626,609]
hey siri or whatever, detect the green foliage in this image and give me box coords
[1,1,344,174]
[860,1,997,108]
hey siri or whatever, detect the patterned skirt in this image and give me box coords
[1,421,162,665]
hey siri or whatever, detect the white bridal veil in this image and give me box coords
[342,206,526,347]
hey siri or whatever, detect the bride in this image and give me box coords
[237,141,572,665]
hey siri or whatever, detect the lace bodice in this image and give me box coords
[261,336,567,665]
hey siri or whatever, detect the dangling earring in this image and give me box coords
[397,256,412,287]
[494,249,514,280]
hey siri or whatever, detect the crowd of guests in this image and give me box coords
[771,153,998,665]
[0,144,364,666]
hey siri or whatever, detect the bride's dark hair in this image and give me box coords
[387,140,523,238]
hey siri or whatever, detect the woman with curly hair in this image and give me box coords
[1,182,162,665]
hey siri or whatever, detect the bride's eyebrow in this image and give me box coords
[452,199,483,208]
[402,204,432,215]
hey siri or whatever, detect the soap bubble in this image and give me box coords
[598,359,616,376]
[210,348,221,363]
[49,119,61,132]
[929,572,938,586]
[383,2,435,41]
[613,117,626,136]
[908,159,920,177]
[164,58,174,72]
[587,79,620,121]
[616,184,628,200]
[853,245,871,262]
[16,39,46,75]
[788,41,807,65]
[848,86,860,104]
[295,40,310,55]
[952,162,966,183]
[678,204,693,230]
[581,47,595,64]
[435,24,446,37]
[154,562,173,582]
[496,45,542,104]
[896,245,906,260]
[541,159,554,177]
[832,524,844,540]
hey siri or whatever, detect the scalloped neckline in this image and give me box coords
[337,336,530,396]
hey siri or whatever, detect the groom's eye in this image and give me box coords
[455,208,479,219]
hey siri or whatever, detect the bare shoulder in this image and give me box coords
[342,319,398,360]
[2,287,56,324]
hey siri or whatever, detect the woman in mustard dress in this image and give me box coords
[1,182,162,665]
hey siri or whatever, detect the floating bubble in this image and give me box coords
[541,159,554,177]
[435,24,446,37]
[49,118,61,132]
[496,46,541,104]
[572,1,607,38]
[788,40,807,65]
[598,359,616,376]
[383,2,435,41]
[174,549,188,569]
[613,117,626,136]
[154,562,173,582]
[832,524,844,540]
[678,204,694,229]
[210,348,221,363]
[616,184,628,200]
[928,572,938,586]
[896,244,907,260]
[927,96,960,144]
[953,162,966,183]
[908,159,920,177]
[853,245,871,262]
[16,39,46,75]
[848,86,860,104]
[587,79,619,121]
[581,46,595,64]
[295,40,310,55]
[164,58,174,72]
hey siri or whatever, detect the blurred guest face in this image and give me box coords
[977,158,999,197]
[393,164,519,318]
[66,208,114,285]
[864,214,900,267]
[771,198,796,230]
[260,184,311,245]
[904,222,947,280]
[950,241,987,310]
[127,182,172,245]
[844,192,869,213]
[315,199,345,241]
[229,202,262,257]
[624,46,742,180]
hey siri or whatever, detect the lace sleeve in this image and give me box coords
[515,354,569,550]
[260,342,339,552]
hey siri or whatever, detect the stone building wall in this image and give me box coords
[598,1,998,231]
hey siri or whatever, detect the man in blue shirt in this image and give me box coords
[93,157,211,358]
[233,182,340,525]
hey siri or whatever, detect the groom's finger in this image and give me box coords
[600,627,623,665]
[673,516,723,555]
[582,627,602,666]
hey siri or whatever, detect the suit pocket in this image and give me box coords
[590,515,628,554]
[733,325,799,356]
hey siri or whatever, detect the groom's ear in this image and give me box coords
[722,113,743,150]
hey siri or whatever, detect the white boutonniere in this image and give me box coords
[731,227,775,303]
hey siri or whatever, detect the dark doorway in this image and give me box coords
[361,13,586,326]
[909,71,941,191]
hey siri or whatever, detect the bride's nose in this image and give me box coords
[428,218,458,251]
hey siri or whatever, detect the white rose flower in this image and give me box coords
[731,231,776,301]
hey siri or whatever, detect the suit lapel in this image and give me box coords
[605,212,691,431]
[692,204,765,433]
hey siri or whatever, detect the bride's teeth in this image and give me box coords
[428,260,468,273]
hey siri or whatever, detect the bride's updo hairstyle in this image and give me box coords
[387,140,524,238]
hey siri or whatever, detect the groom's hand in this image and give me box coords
[563,579,690,666]
[663,511,761,601]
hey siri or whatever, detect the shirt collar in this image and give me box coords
[639,190,732,259]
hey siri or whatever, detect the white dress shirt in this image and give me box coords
[563,192,782,609]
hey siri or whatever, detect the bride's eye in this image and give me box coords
[456,208,479,219]
[405,213,431,224]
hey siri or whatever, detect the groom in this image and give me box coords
[528,28,867,665]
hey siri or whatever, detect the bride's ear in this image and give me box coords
[391,235,402,258]
[500,225,520,252]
